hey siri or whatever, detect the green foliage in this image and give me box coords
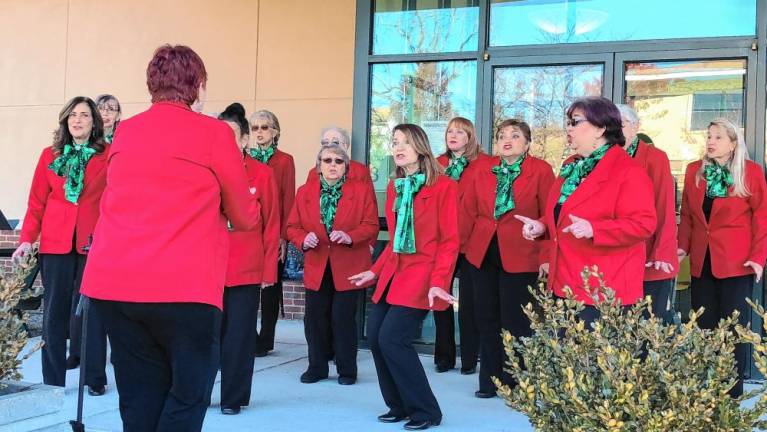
[495,265,767,432]
[0,248,42,387]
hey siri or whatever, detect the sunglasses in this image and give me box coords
[252,124,271,131]
[321,158,345,165]
[565,118,587,128]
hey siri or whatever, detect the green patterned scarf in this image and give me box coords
[625,136,639,158]
[247,145,275,164]
[444,154,468,180]
[492,155,525,219]
[392,173,426,254]
[704,160,734,198]
[557,143,611,205]
[48,142,96,204]
[320,175,345,234]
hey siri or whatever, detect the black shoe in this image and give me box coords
[377,411,407,423]
[475,390,496,399]
[404,419,441,430]
[254,349,269,358]
[87,385,106,396]
[221,406,241,415]
[460,366,476,375]
[66,356,80,370]
[435,364,453,373]
[338,376,356,385]
[300,371,327,383]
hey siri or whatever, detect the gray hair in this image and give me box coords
[315,143,350,174]
[249,110,281,146]
[616,104,640,125]
[320,126,351,148]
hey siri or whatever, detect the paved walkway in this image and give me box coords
[5,320,532,432]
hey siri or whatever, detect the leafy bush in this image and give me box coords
[495,266,767,432]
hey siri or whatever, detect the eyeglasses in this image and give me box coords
[321,158,345,165]
[98,105,119,113]
[252,124,271,131]
[565,118,587,128]
[321,138,342,146]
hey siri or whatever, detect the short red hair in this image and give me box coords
[146,44,207,105]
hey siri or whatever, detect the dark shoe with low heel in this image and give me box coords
[377,411,407,423]
[404,418,441,430]
[221,406,241,415]
[475,389,496,399]
[460,366,476,375]
[434,364,453,373]
[87,385,106,396]
[338,376,356,385]
[66,356,80,370]
[300,371,327,383]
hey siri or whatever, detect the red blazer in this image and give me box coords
[286,178,378,291]
[678,159,767,279]
[81,102,261,309]
[266,148,295,239]
[437,152,492,252]
[19,145,109,254]
[631,141,679,281]
[226,158,281,287]
[462,155,555,273]
[371,175,459,311]
[545,145,656,305]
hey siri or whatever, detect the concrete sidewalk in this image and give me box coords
[4,320,532,432]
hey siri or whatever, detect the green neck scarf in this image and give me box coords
[320,175,345,234]
[444,154,468,180]
[392,173,426,254]
[492,155,525,219]
[247,145,275,164]
[104,133,113,144]
[704,160,734,198]
[557,143,611,205]
[48,142,96,204]
[625,136,639,158]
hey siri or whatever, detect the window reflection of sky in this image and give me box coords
[373,7,479,55]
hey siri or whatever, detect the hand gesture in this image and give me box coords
[329,230,351,245]
[348,270,376,287]
[562,214,593,239]
[645,261,674,274]
[514,215,546,240]
[428,287,457,308]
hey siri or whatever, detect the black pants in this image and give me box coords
[368,301,442,423]
[433,255,480,370]
[220,284,260,409]
[473,236,537,393]
[304,266,360,378]
[256,259,284,352]
[40,252,106,387]
[93,300,221,432]
[691,251,753,397]
[643,278,675,324]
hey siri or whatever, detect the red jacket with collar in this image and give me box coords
[462,155,555,273]
[545,145,656,305]
[80,102,261,309]
[19,145,110,254]
[678,159,767,279]
[225,158,281,287]
[265,148,295,239]
[437,152,491,252]
[629,140,680,281]
[371,175,459,311]
[286,177,379,291]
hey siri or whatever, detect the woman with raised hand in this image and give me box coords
[350,124,458,431]
[432,116,489,375]
[217,103,280,415]
[287,143,378,385]
[678,118,767,397]
[463,119,554,398]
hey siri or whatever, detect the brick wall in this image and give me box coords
[0,230,306,320]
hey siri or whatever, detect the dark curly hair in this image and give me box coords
[52,96,106,155]
[218,103,249,138]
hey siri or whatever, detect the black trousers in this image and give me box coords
[691,251,753,397]
[40,252,106,387]
[256,259,284,352]
[643,278,675,324]
[304,266,360,378]
[433,254,480,370]
[93,300,221,432]
[220,284,260,409]
[472,236,537,393]
[368,301,442,423]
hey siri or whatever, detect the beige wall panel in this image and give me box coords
[0,106,64,219]
[256,0,355,101]
[65,0,259,104]
[0,0,68,105]
[254,98,353,189]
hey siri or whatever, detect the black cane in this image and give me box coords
[70,235,92,432]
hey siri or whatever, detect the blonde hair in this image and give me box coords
[441,117,482,161]
[392,124,443,187]
[695,118,750,197]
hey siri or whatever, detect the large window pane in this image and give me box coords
[373,0,479,55]
[490,0,756,47]
[493,63,603,172]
